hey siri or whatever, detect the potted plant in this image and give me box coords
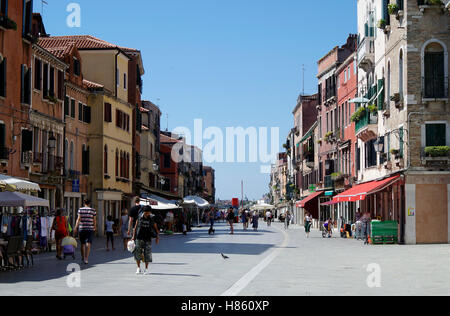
[425,146,450,157]
[351,107,367,123]
[317,139,322,145]
[388,3,399,15]
[324,131,334,143]
[390,149,400,159]
[377,19,387,29]
[331,172,343,181]
[368,104,378,113]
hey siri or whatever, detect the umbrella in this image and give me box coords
[61,236,77,248]
[349,97,370,104]
[0,175,40,192]
[0,191,49,207]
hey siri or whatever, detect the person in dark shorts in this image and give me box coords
[105,215,115,251]
[74,200,97,265]
[132,206,159,275]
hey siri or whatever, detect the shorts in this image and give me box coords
[134,240,152,263]
[106,232,114,242]
[55,231,67,241]
[79,230,94,245]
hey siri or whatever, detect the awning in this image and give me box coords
[333,175,401,203]
[321,200,339,206]
[0,191,49,207]
[251,203,275,211]
[0,175,40,192]
[296,191,324,208]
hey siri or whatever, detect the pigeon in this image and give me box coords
[221,253,230,259]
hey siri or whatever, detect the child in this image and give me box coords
[106,216,115,251]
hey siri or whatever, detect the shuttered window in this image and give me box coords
[426,124,446,147]
[70,99,75,118]
[21,65,31,105]
[83,105,91,124]
[34,58,41,91]
[424,52,445,98]
[0,57,6,98]
[43,63,48,98]
[64,96,69,117]
[78,102,83,121]
[104,103,112,122]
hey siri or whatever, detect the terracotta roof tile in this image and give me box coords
[83,79,104,89]
[38,35,137,52]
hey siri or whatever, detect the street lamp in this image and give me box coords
[375,137,384,153]
[48,134,56,150]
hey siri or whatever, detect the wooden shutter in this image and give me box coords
[64,96,69,117]
[84,106,91,124]
[49,66,55,97]
[426,124,446,147]
[20,65,25,103]
[0,57,6,98]
[78,102,83,121]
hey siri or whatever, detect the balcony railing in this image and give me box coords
[0,147,9,160]
[33,152,43,164]
[356,110,378,133]
[357,36,375,72]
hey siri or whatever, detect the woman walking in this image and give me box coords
[51,208,68,260]
[252,212,259,231]
[226,208,235,235]
[120,209,131,251]
[105,215,115,251]
[305,212,312,238]
[132,206,159,275]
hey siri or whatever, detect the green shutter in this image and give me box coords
[426,124,446,147]
[399,127,404,158]
[377,79,385,110]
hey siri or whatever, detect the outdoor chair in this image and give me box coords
[5,236,23,271]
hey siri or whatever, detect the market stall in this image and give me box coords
[180,196,210,227]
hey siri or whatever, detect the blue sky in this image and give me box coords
[36,0,357,200]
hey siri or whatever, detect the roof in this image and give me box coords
[43,42,76,59]
[83,79,104,90]
[38,35,137,51]
[160,133,181,144]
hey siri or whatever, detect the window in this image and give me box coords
[78,102,83,121]
[0,122,5,153]
[57,70,64,100]
[64,139,68,172]
[22,0,32,37]
[347,67,351,80]
[64,96,69,117]
[164,153,171,168]
[0,57,6,98]
[124,73,127,90]
[387,61,391,105]
[104,103,112,122]
[423,42,446,98]
[0,0,8,17]
[33,127,39,153]
[365,139,377,168]
[34,58,41,91]
[82,145,89,175]
[83,105,91,124]
[104,145,108,175]
[49,66,55,97]
[43,63,48,98]
[425,123,446,147]
[73,58,80,76]
[21,65,31,105]
[71,99,76,118]
[70,141,74,171]
[115,150,119,177]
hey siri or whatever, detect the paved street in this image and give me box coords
[1,221,450,296]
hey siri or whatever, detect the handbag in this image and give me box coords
[127,240,136,253]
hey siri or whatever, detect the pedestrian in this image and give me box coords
[355,208,362,222]
[132,206,159,275]
[241,209,247,230]
[74,199,97,265]
[226,208,235,235]
[285,211,291,230]
[208,208,215,234]
[304,212,312,238]
[362,212,372,245]
[128,197,142,237]
[266,210,272,227]
[326,218,333,238]
[252,212,259,231]
[51,208,68,260]
[164,210,174,232]
[119,209,131,251]
[106,215,115,251]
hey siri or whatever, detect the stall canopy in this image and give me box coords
[296,191,324,208]
[333,175,401,203]
[0,175,40,192]
[140,194,180,210]
[250,203,275,211]
[0,191,49,207]
[181,196,210,208]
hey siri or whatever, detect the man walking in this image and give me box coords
[132,206,159,275]
[74,199,97,265]
[128,197,142,237]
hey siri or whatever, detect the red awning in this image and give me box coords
[321,200,339,206]
[333,175,401,203]
[296,191,324,208]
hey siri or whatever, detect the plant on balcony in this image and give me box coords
[377,19,387,29]
[324,131,334,143]
[351,107,367,123]
[425,146,450,157]
[388,3,399,15]
[368,104,378,113]
[424,0,443,5]
[331,172,343,181]
[317,139,322,145]
[44,95,59,103]
[390,149,400,158]
[282,143,288,150]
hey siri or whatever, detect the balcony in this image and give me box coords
[33,152,43,164]
[0,147,9,161]
[420,147,450,167]
[22,151,33,165]
[357,36,375,73]
[324,175,334,189]
[355,110,378,143]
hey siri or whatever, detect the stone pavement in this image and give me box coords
[0,221,449,296]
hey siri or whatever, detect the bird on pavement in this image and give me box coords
[221,253,230,259]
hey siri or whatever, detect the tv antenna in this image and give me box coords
[41,0,48,16]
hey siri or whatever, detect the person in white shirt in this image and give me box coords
[266,211,272,226]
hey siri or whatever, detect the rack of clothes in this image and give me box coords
[0,207,55,253]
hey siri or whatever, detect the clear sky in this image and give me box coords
[36,0,357,200]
